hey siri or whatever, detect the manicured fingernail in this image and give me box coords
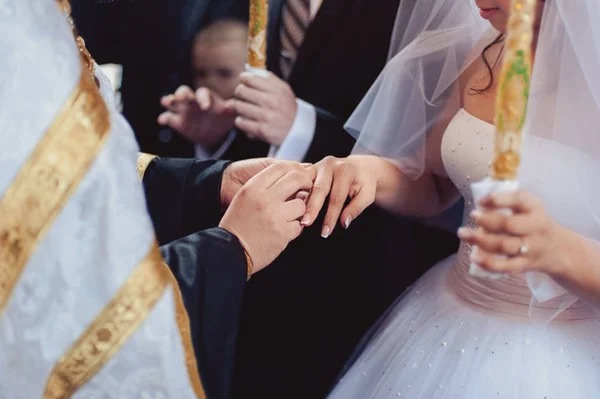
[321,226,331,238]
[470,210,483,219]
[301,214,311,226]
[344,217,352,229]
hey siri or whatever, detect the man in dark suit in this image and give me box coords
[143,156,315,399]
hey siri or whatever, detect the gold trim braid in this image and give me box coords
[44,245,173,398]
[43,246,206,399]
[0,68,109,317]
[164,264,207,399]
[136,153,158,179]
[134,153,206,398]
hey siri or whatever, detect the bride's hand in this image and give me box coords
[458,191,567,276]
[302,156,378,238]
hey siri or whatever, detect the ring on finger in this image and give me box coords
[518,237,530,256]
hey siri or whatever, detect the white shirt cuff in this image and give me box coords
[194,131,237,160]
[269,99,317,161]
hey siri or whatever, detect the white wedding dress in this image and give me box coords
[328,109,600,398]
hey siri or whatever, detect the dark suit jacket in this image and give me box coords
[264,0,402,162]
[143,157,247,399]
[217,0,404,162]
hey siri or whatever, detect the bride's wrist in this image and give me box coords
[546,226,579,281]
[372,157,399,200]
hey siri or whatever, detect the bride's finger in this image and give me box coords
[458,228,523,256]
[470,210,534,235]
[339,184,375,229]
[303,165,333,227]
[479,191,541,213]
[470,248,531,274]
[322,166,353,238]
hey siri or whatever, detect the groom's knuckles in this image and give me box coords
[272,171,313,199]
[252,162,292,186]
[284,198,307,220]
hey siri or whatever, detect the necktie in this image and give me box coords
[280,0,310,79]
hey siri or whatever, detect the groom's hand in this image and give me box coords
[219,163,316,274]
[220,158,275,210]
[220,159,312,210]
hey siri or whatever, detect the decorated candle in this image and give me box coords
[491,0,537,180]
[248,0,269,69]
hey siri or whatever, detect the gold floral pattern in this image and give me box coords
[43,246,172,399]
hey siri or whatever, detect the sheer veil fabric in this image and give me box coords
[345,0,600,316]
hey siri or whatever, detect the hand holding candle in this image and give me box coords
[469,0,537,278]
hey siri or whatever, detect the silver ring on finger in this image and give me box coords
[519,237,530,256]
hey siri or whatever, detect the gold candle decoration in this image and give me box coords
[248,0,269,69]
[491,0,537,180]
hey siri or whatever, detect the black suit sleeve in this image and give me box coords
[142,157,231,245]
[160,228,247,399]
[143,157,249,398]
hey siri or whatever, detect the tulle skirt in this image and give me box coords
[328,255,600,398]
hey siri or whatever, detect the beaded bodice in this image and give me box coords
[440,108,596,320]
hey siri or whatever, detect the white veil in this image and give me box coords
[346,0,600,316]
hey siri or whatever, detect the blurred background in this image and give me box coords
[71,0,249,157]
